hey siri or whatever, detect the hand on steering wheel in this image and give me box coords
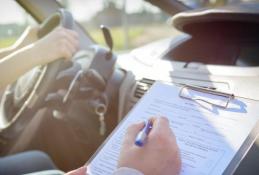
[34,26,79,65]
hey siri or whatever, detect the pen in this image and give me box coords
[135,120,153,147]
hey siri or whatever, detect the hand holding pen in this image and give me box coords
[135,119,153,146]
[117,117,181,175]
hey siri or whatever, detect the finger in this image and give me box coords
[123,121,145,145]
[60,44,72,60]
[149,116,171,136]
[62,41,76,60]
[63,28,79,45]
[66,166,86,175]
[64,30,79,50]
[66,40,77,54]
[55,27,79,51]
[151,117,179,145]
[65,28,79,40]
[54,27,77,43]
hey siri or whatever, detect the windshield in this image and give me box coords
[0,0,37,48]
[58,0,259,51]
[58,0,259,52]
[58,0,175,52]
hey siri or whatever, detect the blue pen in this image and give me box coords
[135,120,153,147]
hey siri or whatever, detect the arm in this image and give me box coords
[0,27,39,58]
[0,27,79,88]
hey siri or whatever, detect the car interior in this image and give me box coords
[0,0,259,174]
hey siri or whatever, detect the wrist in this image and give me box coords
[29,42,47,65]
[19,43,44,66]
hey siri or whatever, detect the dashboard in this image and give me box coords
[115,33,259,119]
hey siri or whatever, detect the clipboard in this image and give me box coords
[86,82,259,175]
[178,84,259,175]
[179,84,235,109]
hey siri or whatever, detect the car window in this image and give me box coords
[58,0,176,52]
[0,0,37,49]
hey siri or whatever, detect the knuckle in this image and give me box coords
[59,38,67,46]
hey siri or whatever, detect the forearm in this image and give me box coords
[0,44,42,88]
[0,26,79,88]
[0,46,18,59]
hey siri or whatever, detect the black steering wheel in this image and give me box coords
[0,9,75,138]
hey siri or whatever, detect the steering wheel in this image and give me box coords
[0,9,75,138]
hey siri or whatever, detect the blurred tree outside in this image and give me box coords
[0,24,27,48]
[62,0,174,52]
[87,1,172,51]
[62,0,259,52]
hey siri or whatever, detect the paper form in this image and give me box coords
[87,82,259,175]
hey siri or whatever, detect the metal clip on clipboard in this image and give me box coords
[179,85,235,109]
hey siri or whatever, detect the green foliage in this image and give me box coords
[0,37,16,48]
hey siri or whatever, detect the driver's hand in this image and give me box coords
[117,117,181,175]
[34,26,79,65]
